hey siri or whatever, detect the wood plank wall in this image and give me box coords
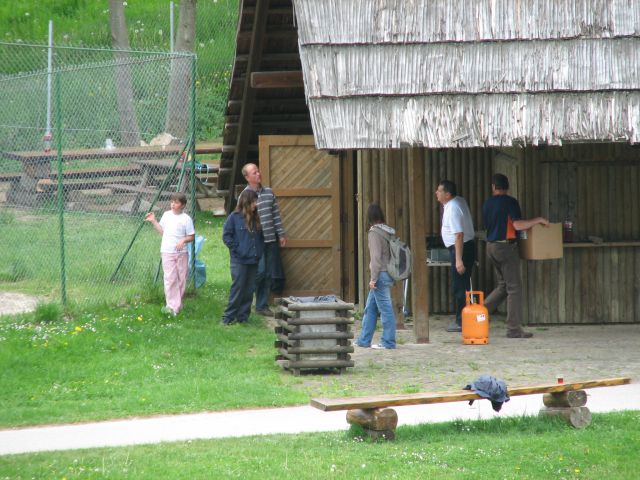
[519,143,640,324]
[357,148,495,318]
[357,143,640,324]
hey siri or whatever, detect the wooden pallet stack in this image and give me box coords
[274,297,355,375]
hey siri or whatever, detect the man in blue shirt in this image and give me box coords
[483,174,548,338]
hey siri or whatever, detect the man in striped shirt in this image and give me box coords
[243,163,287,316]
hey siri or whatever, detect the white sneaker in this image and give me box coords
[371,344,389,350]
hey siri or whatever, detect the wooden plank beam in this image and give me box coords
[228,0,271,209]
[311,377,630,411]
[250,71,304,89]
[408,148,429,342]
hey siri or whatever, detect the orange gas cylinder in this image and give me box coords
[461,291,489,345]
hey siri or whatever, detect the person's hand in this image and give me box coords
[369,280,377,289]
[539,217,550,227]
[145,212,155,222]
[176,239,185,251]
[279,236,287,247]
[456,260,466,275]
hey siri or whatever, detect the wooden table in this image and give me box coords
[2,142,221,207]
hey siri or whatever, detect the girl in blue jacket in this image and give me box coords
[222,189,264,324]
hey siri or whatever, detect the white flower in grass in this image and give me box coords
[158,29,163,36]
[123,1,127,6]
[25,12,30,16]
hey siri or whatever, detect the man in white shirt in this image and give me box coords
[435,180,476,332]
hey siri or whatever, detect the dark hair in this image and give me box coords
[235,189,261,231]
[367,203,385,227]
[170,192,187,206]
[438,180,457,197]
[492,173,509,190]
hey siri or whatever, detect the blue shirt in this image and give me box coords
[483,195,522,242]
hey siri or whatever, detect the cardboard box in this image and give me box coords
[519,223,563,260]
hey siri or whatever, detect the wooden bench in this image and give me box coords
[311,377,631,440]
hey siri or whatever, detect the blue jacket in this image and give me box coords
[223,212,264,264]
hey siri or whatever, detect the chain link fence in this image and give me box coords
[0,42,198,308]
[1,0,239,143]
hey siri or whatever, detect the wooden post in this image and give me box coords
[539,406,592,428]
[346,408,398,441]
[408,148,429,342]
[542,390,587,408]
[539,389,591,428]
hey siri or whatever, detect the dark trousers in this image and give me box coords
[449,240,476,326]
[255,241,278,310]
[484,242,523,334]
[223,262,258,324]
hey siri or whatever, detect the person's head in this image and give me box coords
[435,180,457,205]
[242,163,262,189]
[235,189,260,231]
[367,203,385,228]
[492,173,509,193]
[169,192,187,213]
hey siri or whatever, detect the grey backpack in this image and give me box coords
[372,226,412,281]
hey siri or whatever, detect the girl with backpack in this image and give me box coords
[354,203,397,349]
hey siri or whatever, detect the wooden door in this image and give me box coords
[259,135,342,297]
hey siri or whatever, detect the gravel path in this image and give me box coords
[0,292,41,316]
[298,314,640,395]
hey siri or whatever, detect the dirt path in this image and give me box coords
[0,292,41,316]
[298,314,640,396]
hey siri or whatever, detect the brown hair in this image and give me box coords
[367,203,386,228]
[235,190,261,231]
[170,192,187,206]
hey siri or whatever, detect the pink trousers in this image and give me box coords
[161,252,188,313]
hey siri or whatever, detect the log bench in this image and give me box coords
[311,377,631,440]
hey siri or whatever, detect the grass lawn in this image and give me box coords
[1,412,639,479]
[0,213,309,427]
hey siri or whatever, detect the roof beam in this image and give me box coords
[251,71,304,89]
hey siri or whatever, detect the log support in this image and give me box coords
[346,408,398,441]
[539,390,592,428]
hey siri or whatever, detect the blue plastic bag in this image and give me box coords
[188,235,206,288]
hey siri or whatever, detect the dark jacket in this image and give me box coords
[223,212,264,264]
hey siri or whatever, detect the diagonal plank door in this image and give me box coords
[260,135,341,297]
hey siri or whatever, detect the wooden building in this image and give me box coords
[218,0,640,339]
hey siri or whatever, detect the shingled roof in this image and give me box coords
[294,0,640,149]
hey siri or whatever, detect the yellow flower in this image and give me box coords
[74,326,83,332]
[575,468,581,473]
[137,315,143,321]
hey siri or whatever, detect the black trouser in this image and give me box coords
[223,262,258,324]
[448,240,476,326]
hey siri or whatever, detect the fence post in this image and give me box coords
[54,70,67,306]
[189,55,197,287]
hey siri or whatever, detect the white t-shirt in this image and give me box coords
[159,211,195,254]
[441,196,475,247]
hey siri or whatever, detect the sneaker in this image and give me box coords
[371,344,393,350]
[506,331,533,338]
[446,323,462,332]
[256,308,274,317]
[352,341,366,348]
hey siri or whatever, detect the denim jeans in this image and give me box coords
[356,271,396,349]
[255,241,277,311]
[223,262,257,324]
